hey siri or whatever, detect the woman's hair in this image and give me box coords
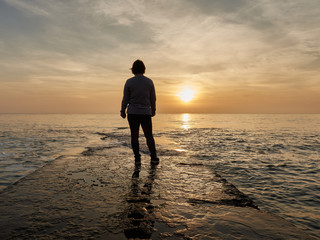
[131,60,146,74]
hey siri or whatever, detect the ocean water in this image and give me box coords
[0,114,319,238]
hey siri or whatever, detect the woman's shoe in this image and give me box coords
[150,157,159,165]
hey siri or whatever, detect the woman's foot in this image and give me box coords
[150,157,159,165]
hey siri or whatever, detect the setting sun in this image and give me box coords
[178,88,195,103]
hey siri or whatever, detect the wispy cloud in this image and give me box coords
[3,0,49,16]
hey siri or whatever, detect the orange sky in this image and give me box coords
[0,0,319,113]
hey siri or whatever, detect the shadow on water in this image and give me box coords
[124,163,158,239]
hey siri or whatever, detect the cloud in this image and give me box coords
[188,0,253,15]
[3,0,49,16]
[2,0,320,78]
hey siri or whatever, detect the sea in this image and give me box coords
[0,114,319,238]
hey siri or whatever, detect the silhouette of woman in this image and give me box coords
[121,60,159,165]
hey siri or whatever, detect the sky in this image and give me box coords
[0,0,319,114]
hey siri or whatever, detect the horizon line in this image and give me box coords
[0,112,319,115]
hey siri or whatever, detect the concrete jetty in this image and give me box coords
[0,141,315,239]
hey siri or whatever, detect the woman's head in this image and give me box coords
[131,60,145,75]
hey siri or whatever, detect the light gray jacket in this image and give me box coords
[121,75,156,115]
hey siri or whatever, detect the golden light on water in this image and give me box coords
[177,88,195,103]
[182,113,189,122]
[182,113,190,130]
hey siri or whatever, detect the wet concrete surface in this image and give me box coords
[0,143,315,239]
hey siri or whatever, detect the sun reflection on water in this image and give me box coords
[182,113,190,130]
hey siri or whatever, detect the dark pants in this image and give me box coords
[127,114,157,159]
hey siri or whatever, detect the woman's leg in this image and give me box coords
[127,114,141,160]
[141,115,157,159]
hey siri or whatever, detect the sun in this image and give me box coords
[178,88,195,103]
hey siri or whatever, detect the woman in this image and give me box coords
[120,60,159,165]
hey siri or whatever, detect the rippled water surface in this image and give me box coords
[0,114,319,238]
